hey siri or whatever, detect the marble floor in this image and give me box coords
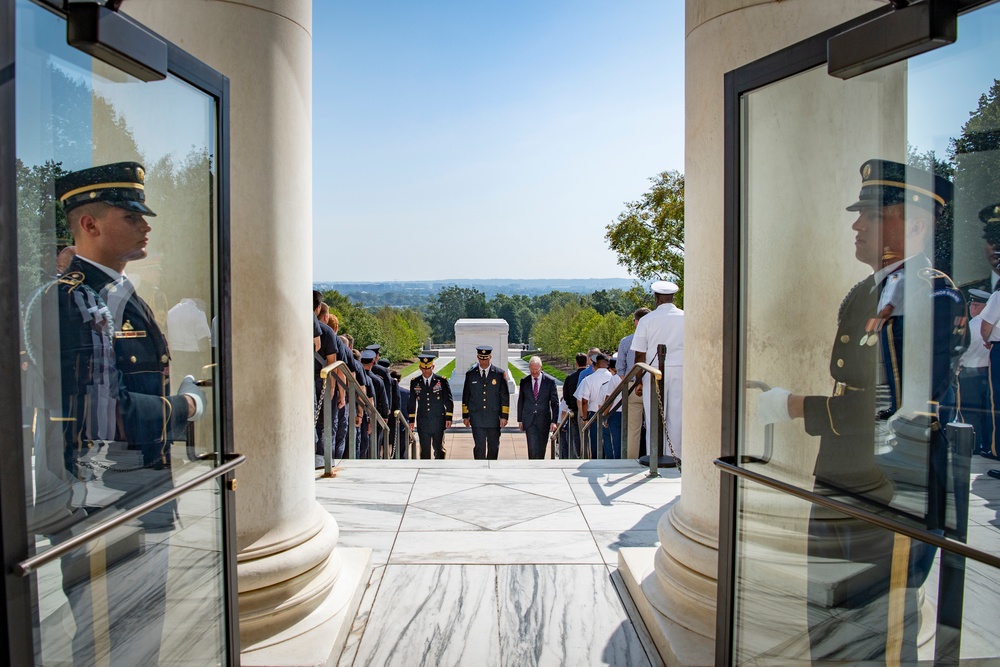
[318,458,678,667]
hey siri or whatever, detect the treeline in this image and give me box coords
[321,290,430,363]
[321,284,653,365]
[424,285,652,349]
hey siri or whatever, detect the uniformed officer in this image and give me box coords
[631,280,684,460]
[462,345,510,459]
[49,162,206,490]
[359,349,389,458]
[407,353,453,459]
[33,161,207,666]
[975,204,1000,464]
[756,158,964,664]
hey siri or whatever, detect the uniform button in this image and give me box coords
[836,359,844,368]
[130,355,137,363]
[161,355,169,363]
[840,335,850,343]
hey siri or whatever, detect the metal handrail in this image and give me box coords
[548,408,575,458]
[320,360,392,473]
[15,453,246,577]
[577,359,666,466]
[714,456,1000,570]
[393,409,418,459]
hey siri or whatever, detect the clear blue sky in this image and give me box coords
[312,1,685,282]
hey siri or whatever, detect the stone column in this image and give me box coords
[123,2,369,664]
[618,2,881,665]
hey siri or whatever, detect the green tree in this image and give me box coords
[374,307,421,361]
[605,170,684,304]
[490,293,533,342]
[426,285,492,343]
[949,78,1000,275]
[399,307,431,348]
[16,159,69,299]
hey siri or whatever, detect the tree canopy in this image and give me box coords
[605,170,684,302]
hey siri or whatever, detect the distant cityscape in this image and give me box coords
[314,278,638,308]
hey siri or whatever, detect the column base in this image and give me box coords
[619,547,714,667]
[241,547,372,667]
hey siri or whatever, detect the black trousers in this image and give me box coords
[418,430,446,459]
[524,423,549,459]
[472,426,501,459]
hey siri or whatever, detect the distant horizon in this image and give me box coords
[315,277,639,285]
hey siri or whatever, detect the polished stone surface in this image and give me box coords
[322,459,669,665]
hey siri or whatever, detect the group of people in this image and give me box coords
[402,276,688,464]
[553,280,685,462]
[313,291,406,462]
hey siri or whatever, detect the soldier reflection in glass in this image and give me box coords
[756,160,966,664]
[33,162,205,665]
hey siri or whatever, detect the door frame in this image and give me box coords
[0,1,237,663]
[716,0,1000,663]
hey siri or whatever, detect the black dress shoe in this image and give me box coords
[980,451,1000,461]
[987,469,1000,480]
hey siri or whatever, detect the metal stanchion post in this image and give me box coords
[347,383,357,459]
[322,376,334,477]
[620,384,630,460]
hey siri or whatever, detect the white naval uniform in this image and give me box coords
[630,301,684,459]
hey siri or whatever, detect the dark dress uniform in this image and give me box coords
[800,159,966,664]
[360,351,389,458]
[39,161,198,667]
[462,358,510,460]
[408,371,453,459]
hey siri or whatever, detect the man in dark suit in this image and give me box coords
[517,355,559,459]
[408,353,453,459]
[559,352,589,458]
[462,345,510,459]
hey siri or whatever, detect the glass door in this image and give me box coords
[720,1,1000,664]
[2,1,238,664]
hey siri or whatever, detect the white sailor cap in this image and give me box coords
[651,280,679,295]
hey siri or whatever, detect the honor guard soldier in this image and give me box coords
[27,162,207,666]
[462,345,510,459]
[756,158,965,664]
[47,162,206,483]
[407,353,454,459]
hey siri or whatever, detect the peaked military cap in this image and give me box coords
[365,344,381,353]
[360,349,376,363]
[969,288,991,304]
[56,161,156,216]
[377,358,390,368]
[846,159,952,212]
[417,353,436,369]
[980,203,1000,224]
[476,346,493,358]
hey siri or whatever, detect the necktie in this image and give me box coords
[481,369,486,380]
[533,377,539,399]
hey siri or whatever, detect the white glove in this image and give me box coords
[178,375,206,421]
[757,387,792,425]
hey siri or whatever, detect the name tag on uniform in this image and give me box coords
[114,330,146,339]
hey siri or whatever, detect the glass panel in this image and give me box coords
[732,479,1000,665]
[15,1,226,664]
[735,3,1000,663]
